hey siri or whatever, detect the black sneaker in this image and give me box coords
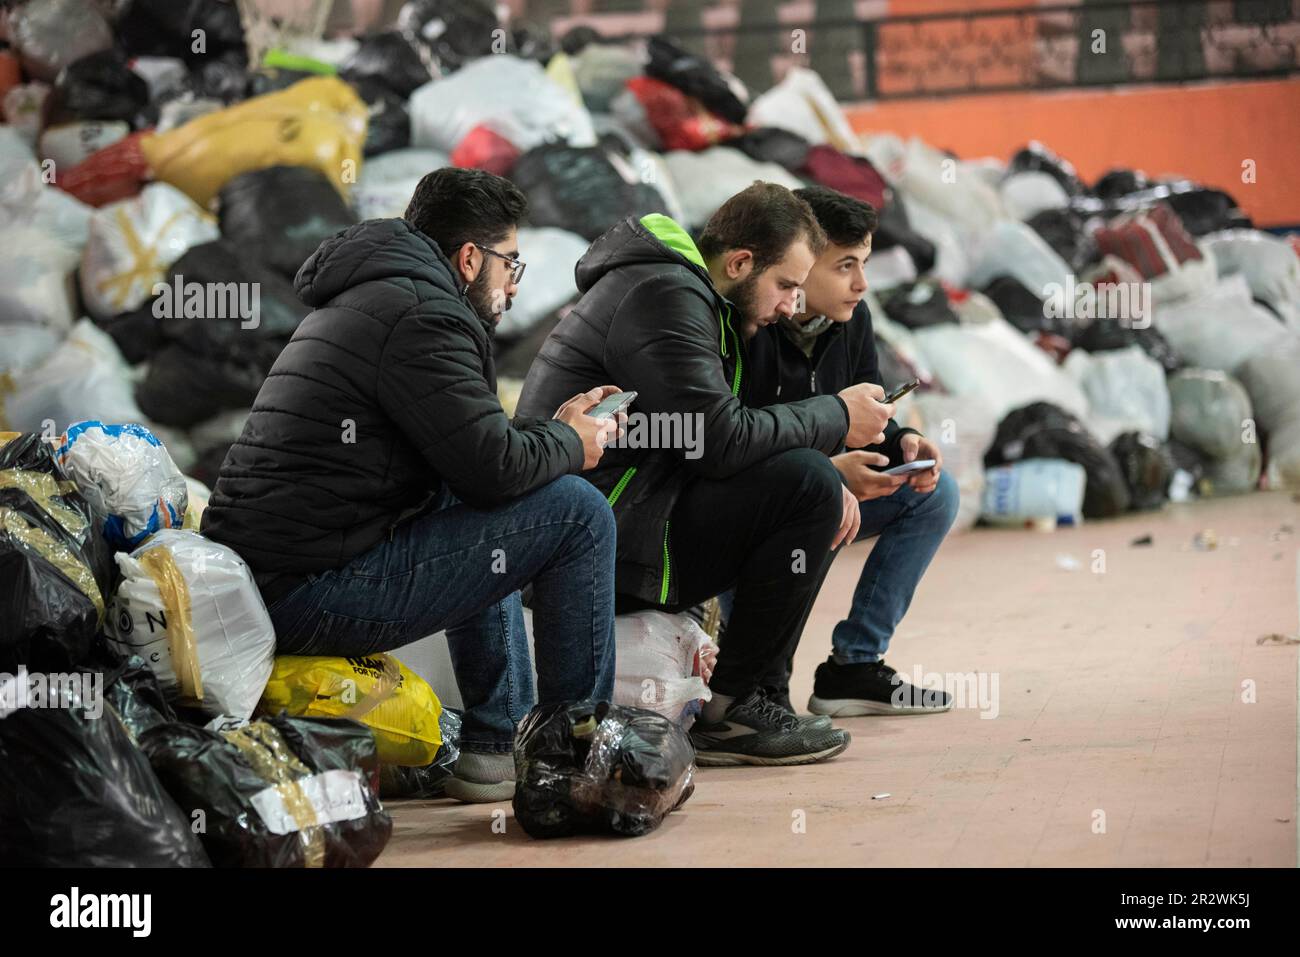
[760,685,833,728]
[808,657,953,716]
[691,689,851,766]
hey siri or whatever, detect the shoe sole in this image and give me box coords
[693,732,852,767]
[442,778,516,804]
[808,695,953,717]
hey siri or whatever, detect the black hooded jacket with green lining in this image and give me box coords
[515,214,851,606]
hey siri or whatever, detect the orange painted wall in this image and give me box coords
[845,78,1300,227]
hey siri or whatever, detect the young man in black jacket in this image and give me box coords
[745,185,960,716]
[202,168,622,803]
[516,183,896,766]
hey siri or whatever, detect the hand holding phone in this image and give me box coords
[883,379,920,404]
[587,390,637,420]
[883,458,936,476]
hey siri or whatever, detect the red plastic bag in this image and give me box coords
[799,144,887,211]
[451,124,521,177]
[625,75,743,152]
[56,131,152,207]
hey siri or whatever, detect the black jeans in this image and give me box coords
[615,448,843,698]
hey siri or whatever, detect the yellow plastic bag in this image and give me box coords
[259,654,443,766]
[140,76,368,207]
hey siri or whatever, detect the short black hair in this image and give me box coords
[698,181,827,273]
[793,185,878,247]
[404,167,528,261]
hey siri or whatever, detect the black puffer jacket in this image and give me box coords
[202,218,584,581]
[515,213,849,605]
[745,299,919,464]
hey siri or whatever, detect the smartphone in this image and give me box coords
[883,458,936,476]
[588,390,637,420]
[884,379,920,404]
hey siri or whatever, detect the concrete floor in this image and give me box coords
[378,490,1299,867]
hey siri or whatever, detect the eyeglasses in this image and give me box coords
[474,244,526,285]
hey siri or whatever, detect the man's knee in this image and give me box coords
[765,448,844,512]
[924,469,961,531]
[538,474,615,541]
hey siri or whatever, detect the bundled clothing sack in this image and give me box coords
[217,165,358,280]
[1236,335,1300,489]
[513,700,696,839]
[0,690,210,867]
[1093,203,1216,304]
[986,401,1131,518]
[967,219,1074,302]
[1,319,145,434]
[0,228,82,332]
[663,147,804,230]
[645,35,748,124]
[1071,312,1181,374]
[1152,273,1289,375]
[746,67,860,152]
[511,143,668,242]
[981,458,1087,525]
[798,145,888,212]
[1109,432,1174,511]
[9,0,114,83]
[340,31,431,99]
[0,432,112,672]
[139,714,391,867]
[49,49,149,126]
[259,654,444,767]
[105,529,277,722]
[1167,369,1262,495]
[612,611,718,726]
[55,420,189,551]
[722,127,812,172]
[410,55,596,154]
[79,182,220,320]
[624,75,745,153]
[1203,229,1300,329]
[140,77,368,207]
[1064,345,1171,444]
[351,147,448,220]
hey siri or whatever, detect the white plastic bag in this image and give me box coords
[1152,274,1290,374]
[1203,229,1300,330]
[1064,345,1171,444]
[663,146,805,230]
[105,529,276,722]
[1,318,145,433]
[898,195,972,288]
[863,244,918,292]
[38,120,130,170]
[410,55,597,154]
[967,219,1074,299]
[3,83,51,145]
[981,458,1086,525]
[894,137,1004,231]
[79,182,219,320]
[1233,335,1300,489]
[746,68,860,153]
[351,147,448,220]
[0,228,82,330]
[612,611,717,726]
[909,392,997,533]
[498,228,589,339]
[912,318,1090,424]
[0,323,62,375]
[1167,368,1254,461]
[55,420,189,550]
[999,171,1069,221]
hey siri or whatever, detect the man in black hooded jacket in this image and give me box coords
[202,168,620,803]
[517,183,895,766]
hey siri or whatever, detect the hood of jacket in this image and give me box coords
[575,213,714,295]
[294,217,463,310]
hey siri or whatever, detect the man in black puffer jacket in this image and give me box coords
[202,169,621,803]
[517,183,896,767]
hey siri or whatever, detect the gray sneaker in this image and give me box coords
[690,689,851,766]
[444,750,516,803]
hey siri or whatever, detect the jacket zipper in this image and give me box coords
[606,466,637,506]
[659,520,672,604]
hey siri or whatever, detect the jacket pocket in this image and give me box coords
[287,609,410,658]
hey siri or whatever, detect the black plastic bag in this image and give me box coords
[191,51,252,103]
[140,714,392,867]
[379,709,462,799]
[137,343,277,428]
[881,280,958,330]
[349,76,413,156]
[981,276,1068,338]
[986,402,1131,519]
[51,50,151,126]
[646,35,748,124]
[399,0,499,73]
[1093,168,1149,201]
[1071,319,1181,375]
[217,167,357,280]
[1007,142,1085,197]
[873,196,936,275]
[0,691,210,867]
[341,31,432,98]
[722,127,812,172]
[513,700,695,839]
[1109,432,1173,511]
[512,144,668,241]
[1025,208,1099,275]
[117,0,247,64]
[1164,187,1251,237]
[0,433,113,673]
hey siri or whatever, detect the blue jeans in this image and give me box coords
[719,469,960,679]
[263,475,617,753]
